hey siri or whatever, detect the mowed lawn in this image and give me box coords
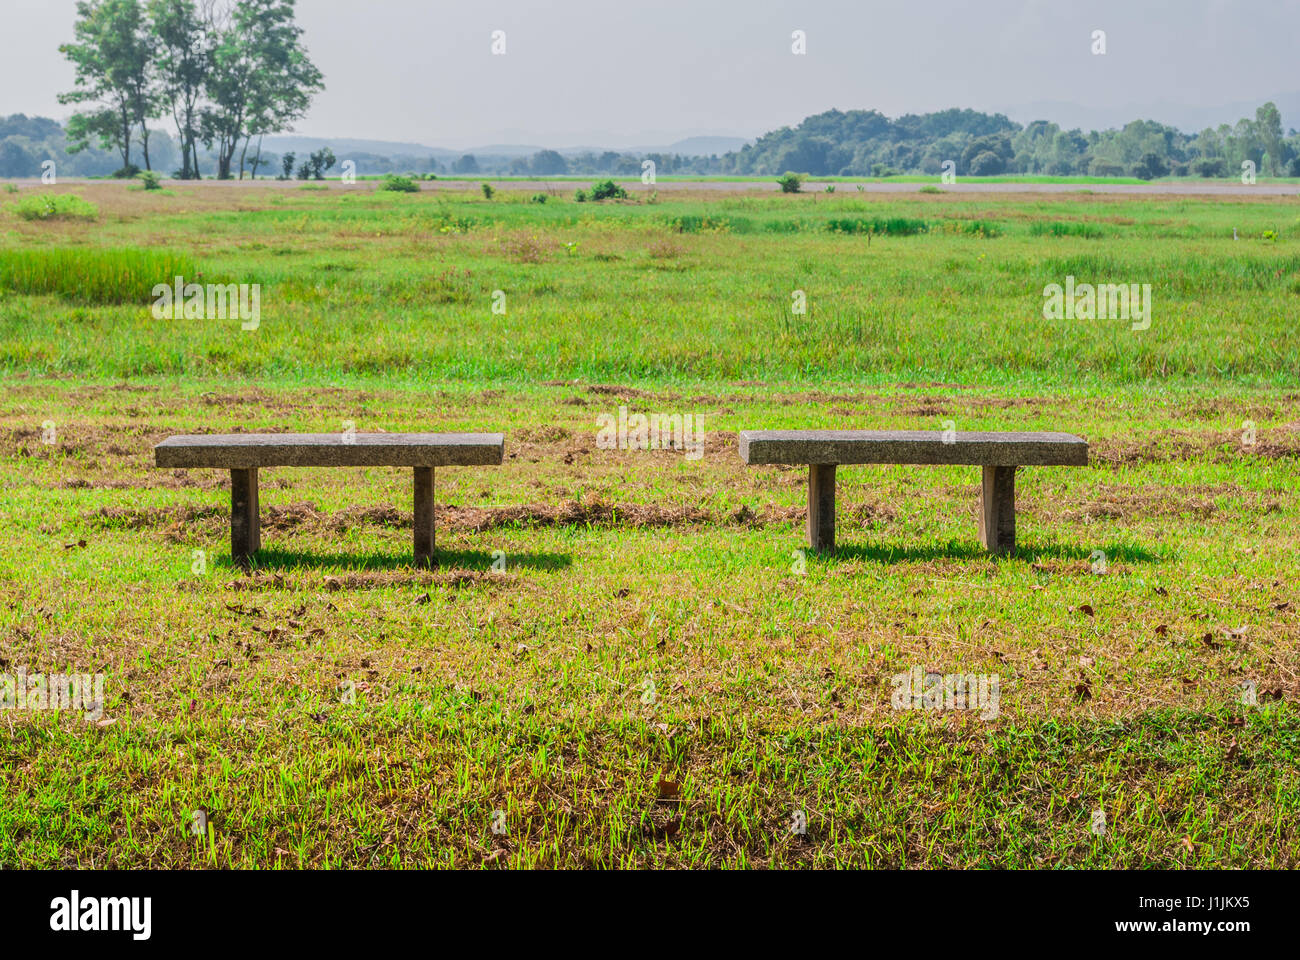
[0,181,1297,868]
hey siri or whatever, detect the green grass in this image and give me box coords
[9,192,99,222]
[0,181,1297,868]
[1030,220,1107,239]
[2,185,1295,384]
[0,247,199,305]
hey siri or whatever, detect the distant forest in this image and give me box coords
[725,105,1300,179]
[2,103,1297,180]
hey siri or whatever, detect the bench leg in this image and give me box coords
[807,464,836,553]
[414,466,436,568]
[978,465,1016,555]
[230,467,260,564]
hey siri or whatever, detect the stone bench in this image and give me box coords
[738,429,1088,554]
[155,433,504,567]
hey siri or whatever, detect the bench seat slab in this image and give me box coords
[739,430,1087,467]
[155,433,505,469]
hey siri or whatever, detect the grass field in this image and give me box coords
[1,181,1297,868]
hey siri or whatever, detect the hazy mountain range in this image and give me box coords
[260,134,754,160]
[260,92,1298,166]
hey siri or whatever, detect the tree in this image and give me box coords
[239,0,323,179]
[149,0,208,178]
[452,154,479,174]
[1255,102,1284,176]
[1132,152,1169,180]
[968,151,1004,176]
[1192,157,1228,178]
[59,0,159,172]
[0,140,35,178]
[961,134,1012,174]
[530,149,567,176]
[296,146,334,179]
[203,0,323,180]
[278,151,295,179]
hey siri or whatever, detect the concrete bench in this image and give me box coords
[155,433,504,567]
[738,429,1088,555]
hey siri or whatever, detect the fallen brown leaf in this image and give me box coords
[656,778,680,802]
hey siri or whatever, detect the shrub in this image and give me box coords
[776,172,803,193]
[574,189,587,202]
[1192,157,1229,178]
[1132,153,1169,181]
[918,185,943,194]
[824,183,836,193]
[111,165,141,179]
[138,171,163,191]
[380,174,419,193]
[481,182,495,200]
[588,179,627,201]
[0,247,198,304]
[12,193,99,222]
[4,184,18,195]
[530,193,548,204]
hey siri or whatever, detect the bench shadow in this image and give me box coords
[829,540,1161,565]
[219,547,572,573]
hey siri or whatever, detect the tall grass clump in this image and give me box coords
[667,214,750,233]
[0,247,199,304]
[938,219,1002,237]
[1030,221,1105,239]
[825,216,928,236]
[11,193,100,222]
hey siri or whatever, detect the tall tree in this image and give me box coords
[59,0,158,172]
[1255,102,1284,176]
[150,0,209,178]
[203,0,322,180]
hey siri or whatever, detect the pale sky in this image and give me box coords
[3,0,1298,147]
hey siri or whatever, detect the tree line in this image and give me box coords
[725,105,1300,179]
[59,0,322,180]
